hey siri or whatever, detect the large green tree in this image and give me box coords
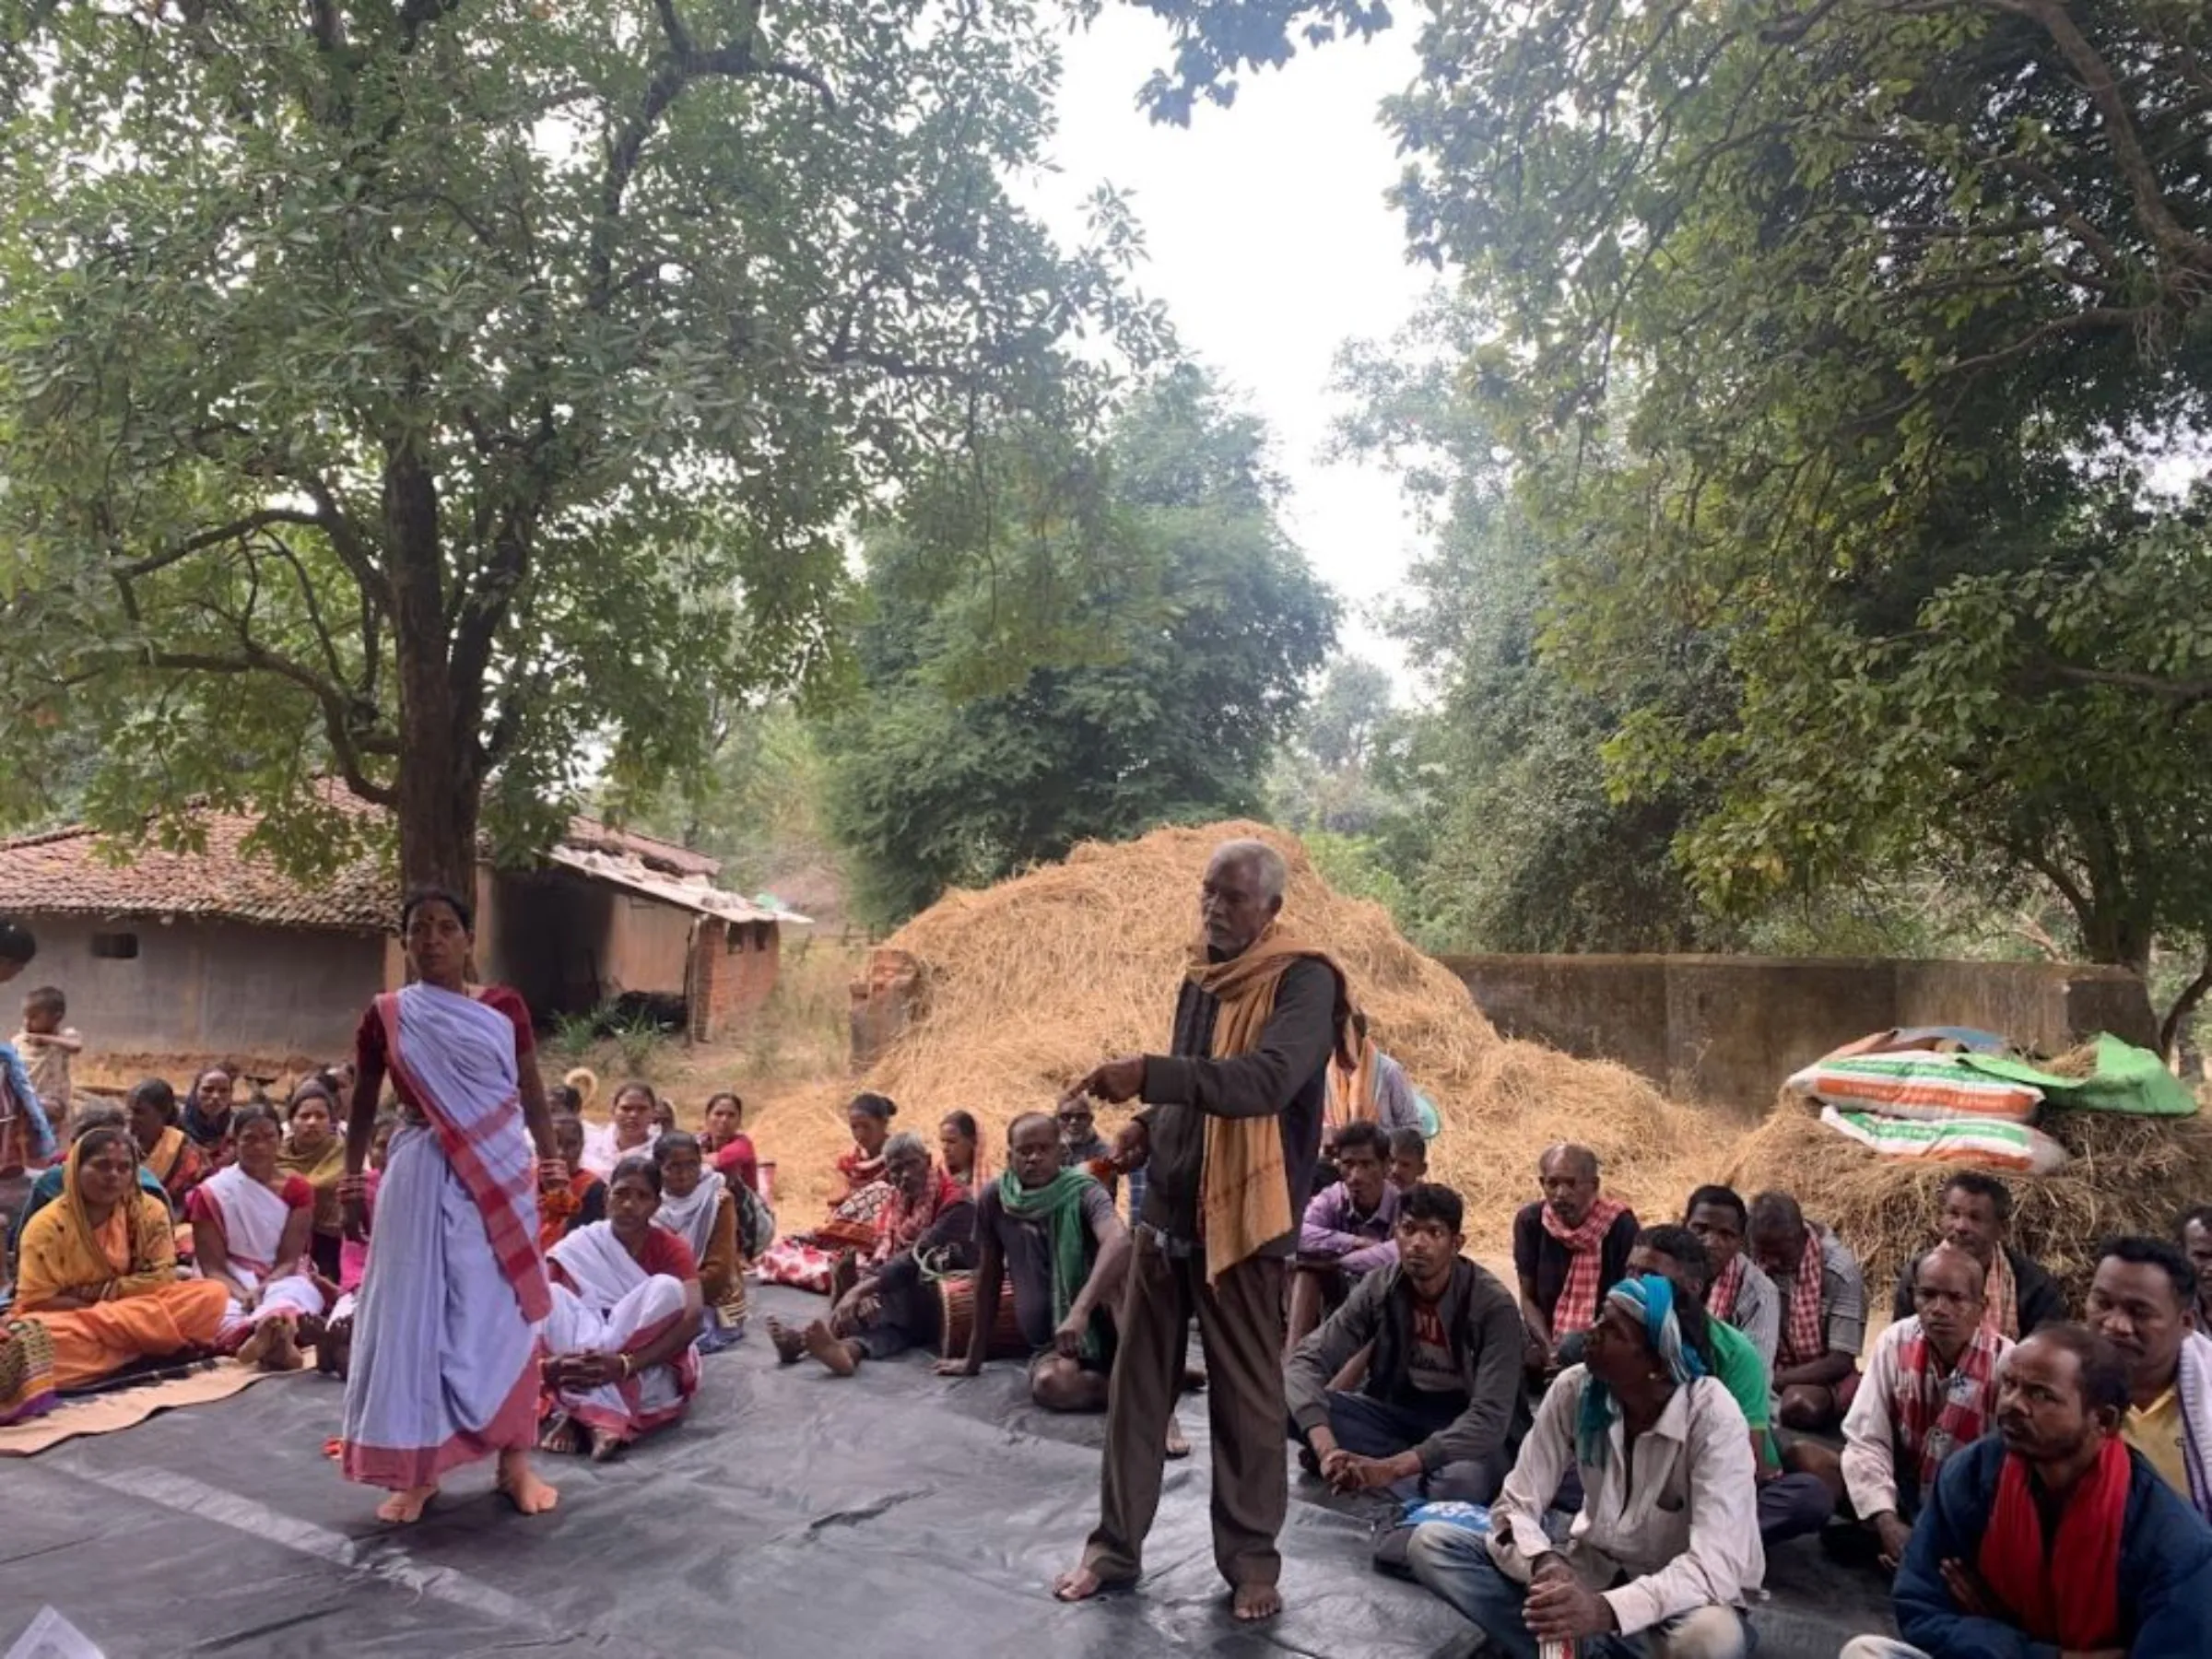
[1125,0,2212,1037]
[0,0,1161,887]
[1329,305,1734,953]
[826,365,1336,922]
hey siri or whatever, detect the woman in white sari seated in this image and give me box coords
[336,886,564,1524]
[652,1130,758,1348]
[187,1103,333,1371]
[541,1155,704,1462]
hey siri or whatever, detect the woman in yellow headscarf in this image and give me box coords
[14,1124,229,1387]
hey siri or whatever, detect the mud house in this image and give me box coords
[0,805,798,1070]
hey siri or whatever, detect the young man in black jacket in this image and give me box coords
[1887,1171,2066,1339]
[1287,1182,1526,1502]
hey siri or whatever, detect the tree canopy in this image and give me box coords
[1135,0,2212,1036]
[825,365,1336,923]
[0,0,1162,888]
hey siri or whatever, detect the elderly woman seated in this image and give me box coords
[652,1131,759,1345]
[13,1125,229,1387]
[769,1131,978,1377]
[539,1156,704,1461]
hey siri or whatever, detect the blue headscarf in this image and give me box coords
[1574,1274,1709,1466]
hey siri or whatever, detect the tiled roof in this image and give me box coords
[0,800,739,934]
[562,816,721,879]
[546,844,807,924]
[0,812,392,931]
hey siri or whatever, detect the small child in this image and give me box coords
[0,984,65,1171]
[1386,1124,1428,1193]
[13,985,78,1136]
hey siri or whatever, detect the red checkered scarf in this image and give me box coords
[1777,1224,1830,1367]
[1895,1318,2006,1493]
[1706,1252,1748,1323]
[377,985,551,1323]
[1982,1247,2019,1340]
[1542,1194,1627,1341]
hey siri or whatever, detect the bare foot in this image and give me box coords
[1165,1417,1191,1459]
[1052,1565,1127,1603]
[1232,1583,1281,1622]
[767,1316,806,1366]
[315,1319,353,1379]
[496,1450,559,1515]
[538,1413,581,1455]
[261,1316,305,1372]
[801,1318,858,1378]
[374,1484,439,1524]
[235,1320,276,1369]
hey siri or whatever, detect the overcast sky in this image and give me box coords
[1028,11,1437,683]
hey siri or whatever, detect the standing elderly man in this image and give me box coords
[1053,838,1351,1624]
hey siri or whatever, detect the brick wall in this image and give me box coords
[688,917,782,1041]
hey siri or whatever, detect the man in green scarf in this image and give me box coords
[938,1112,1130,1412]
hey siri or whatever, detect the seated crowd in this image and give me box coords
[15,1034,2212,1659]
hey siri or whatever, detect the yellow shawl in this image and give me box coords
[1324,1034,1379,1132]
[1191,923,1355,1283]
[277,1134,346,1235]
[15,1135,180,1312]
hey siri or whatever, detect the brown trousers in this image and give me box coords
[1082,1230,1288,1591]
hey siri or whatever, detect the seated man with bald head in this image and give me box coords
[1839,1243,2011,1571]
[1512,1143,1638,1376]
[1748,1190,1867,1431]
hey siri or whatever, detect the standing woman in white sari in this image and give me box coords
[541,1155,704,1460]
[187,1103,333,1371]
[336,887,564,1524]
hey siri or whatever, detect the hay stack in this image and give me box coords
[747,819,1712,1255]
[1725,1100,2212,1299]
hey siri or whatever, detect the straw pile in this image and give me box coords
[747,819,1713,1256]
[1725,1099,2212,1299]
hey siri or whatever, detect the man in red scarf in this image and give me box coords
[1512,1144,1637,1377]
[1841,1324,2212,1659]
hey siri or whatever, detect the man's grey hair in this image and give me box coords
[1540,1142,1600,1180]
[881,1130,931,1164]
[1211,838,1288,905]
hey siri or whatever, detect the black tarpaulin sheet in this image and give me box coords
[0,1287,1887,1657]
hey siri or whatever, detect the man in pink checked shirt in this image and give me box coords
[1286,1120,1402,1355]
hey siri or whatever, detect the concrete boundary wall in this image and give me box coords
[1441,954,2159,1109]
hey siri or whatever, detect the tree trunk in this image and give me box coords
[2160,945,2212,1069]
[395,677,482,897]
[385,441,483,897]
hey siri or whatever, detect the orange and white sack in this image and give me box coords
[1818,1105,2067,1175]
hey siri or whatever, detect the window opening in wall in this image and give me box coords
[90,932,140,960]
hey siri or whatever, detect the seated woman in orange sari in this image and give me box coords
[13,1125,228,1388]
[754,1092,900,1293]
[129,1077,209,1209]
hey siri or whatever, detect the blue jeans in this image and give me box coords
[1404,1524,1753,1659]
[1317,1390,1508,1503]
